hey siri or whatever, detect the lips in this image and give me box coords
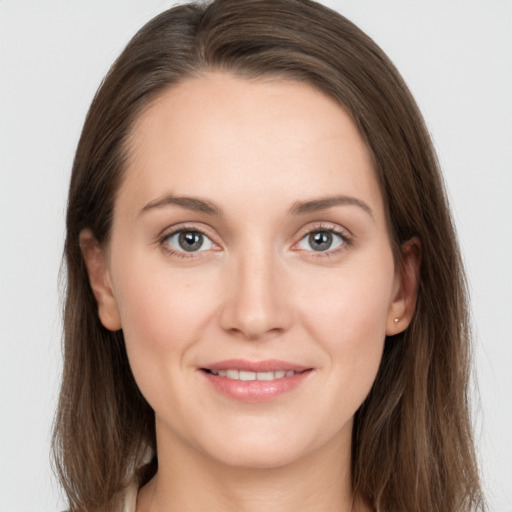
[202,358,310,373]
[200,359,313,402]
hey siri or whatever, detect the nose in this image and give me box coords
[219,247,293,341]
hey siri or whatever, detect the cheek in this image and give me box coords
[110,253,219,385]
[297,254,395,382]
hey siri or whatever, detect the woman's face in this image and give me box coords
[87,73,413,469]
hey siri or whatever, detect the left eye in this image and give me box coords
[297,230,344,252]
[164,230,214,253]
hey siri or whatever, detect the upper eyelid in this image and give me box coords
[158,222,216,241]
[294,221,352,240]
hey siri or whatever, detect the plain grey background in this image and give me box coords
[0,1,510,510]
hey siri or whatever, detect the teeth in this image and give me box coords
[209,369,298,381]
[226,369,239,379]
[256,371,274,381]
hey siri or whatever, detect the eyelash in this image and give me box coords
[158,222,352,260]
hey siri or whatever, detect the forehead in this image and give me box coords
[119,72,384,223]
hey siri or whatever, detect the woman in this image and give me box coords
[52,0,486,510]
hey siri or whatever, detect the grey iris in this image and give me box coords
[309,232,332,251]
[179,231,203,252]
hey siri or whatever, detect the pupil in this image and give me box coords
[179,231,203,252]
[309,231,332,251]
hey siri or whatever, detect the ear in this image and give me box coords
[386,237,421,335]
[80,229,122,331]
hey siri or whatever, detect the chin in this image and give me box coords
[211,441,306,470]
[196,421,334,470]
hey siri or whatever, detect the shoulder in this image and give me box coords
[58,481,138,512]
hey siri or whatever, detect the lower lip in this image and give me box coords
[201,370,313,403]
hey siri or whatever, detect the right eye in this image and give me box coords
[297,230,345,253]
[163,230,215,254]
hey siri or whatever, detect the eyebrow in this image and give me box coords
[140,194,223,216]
[288,195,373,217]
[139,193,373,218]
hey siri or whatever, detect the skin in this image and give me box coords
[81,73,419,512]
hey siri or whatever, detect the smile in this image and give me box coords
[200,359,313,402]
[206,369,298,381]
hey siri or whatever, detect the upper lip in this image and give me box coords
[201,359,311,373]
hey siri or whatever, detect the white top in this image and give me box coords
[121,481,138,512]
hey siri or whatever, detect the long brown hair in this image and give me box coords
[53,1,485,510]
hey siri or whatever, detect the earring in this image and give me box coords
[394,318,399,324]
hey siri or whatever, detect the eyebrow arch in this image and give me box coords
[139,194,223,216]
[288,195,373,217]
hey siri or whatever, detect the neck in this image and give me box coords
[137,421,362,512]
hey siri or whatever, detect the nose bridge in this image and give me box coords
[220,239,290,340]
